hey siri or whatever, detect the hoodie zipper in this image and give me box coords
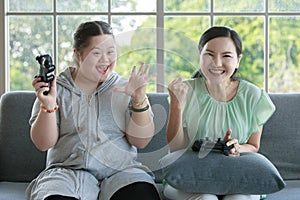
[88,94,93,106]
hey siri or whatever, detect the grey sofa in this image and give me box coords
[0,91,299,200]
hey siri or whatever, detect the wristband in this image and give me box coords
[40,104,59,113]
[131,104,149,112]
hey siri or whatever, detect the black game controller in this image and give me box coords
[36,54,55,95]
[192,137,234,156]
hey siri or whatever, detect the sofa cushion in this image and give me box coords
[0,91,46,182]
[0,182,29,200]
[265,180,300,200]
[161,151,286,195]
[259,94,300,180]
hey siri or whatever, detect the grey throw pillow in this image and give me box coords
[161,151,286,194]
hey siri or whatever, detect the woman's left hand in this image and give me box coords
[223,129,240,157]
[114,62,155,101]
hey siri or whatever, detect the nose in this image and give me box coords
[212,55,222,67]
[99,53,109,62]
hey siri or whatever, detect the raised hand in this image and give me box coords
[167,77,189,107]
[114,62,155,101]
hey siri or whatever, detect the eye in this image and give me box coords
[108,50,115,54]
[107,48,116,55]
[92,51,102,57]
[223,54,233,58]
[204,52,213,57]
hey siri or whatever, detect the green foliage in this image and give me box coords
[9,16,53,91]
[7,0,300,93]
[269,17,300,92]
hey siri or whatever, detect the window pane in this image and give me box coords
[7,0,53,12]
[111,16,156,92]
[8,16,53,91]
[57,16,108,72]
[56,0,107,12]
[269,0,300,12]
[215,16,265,88]
[269,17,300,93]
[164,16,209,92]
[112,0,156,12]
[165,0,209,12]
[214,0,265,12]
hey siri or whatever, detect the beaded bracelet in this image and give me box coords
[132,96,148,107]
[40,104,59,113]
[131,104,149,112]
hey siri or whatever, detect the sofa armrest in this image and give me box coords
[260,93,300,180]
[0,91,46,182]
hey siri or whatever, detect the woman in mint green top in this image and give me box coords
[164,26,275,200]
[182,78,275,146]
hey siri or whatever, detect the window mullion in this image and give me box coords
[54,0,58,74]
[156,0,164,92]
[264,0,269,92]
[0,0,5,95]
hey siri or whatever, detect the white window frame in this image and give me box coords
[1,0,300,95]
[1,1,6,95]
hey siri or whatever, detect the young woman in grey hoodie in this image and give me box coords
[27,20,160,200]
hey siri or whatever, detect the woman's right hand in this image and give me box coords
[31,75,59,151]
[32,75,57,108]
[167,77,188,106]
[223,129,240,157]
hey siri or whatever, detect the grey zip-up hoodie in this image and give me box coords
[30,67,150,180]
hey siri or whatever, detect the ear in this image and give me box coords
[236,54,243,69]
[74,48,80,63]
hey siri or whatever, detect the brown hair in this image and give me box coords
[73,21,114,53]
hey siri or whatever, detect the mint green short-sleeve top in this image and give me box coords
[182,78,275,144]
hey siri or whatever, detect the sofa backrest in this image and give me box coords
[1,91,299,183]
[0,91,46,182]
[137,93,169,182]
[0,91,170,183]
[259,93,300,180]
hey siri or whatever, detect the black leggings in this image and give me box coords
[110,182,160,200]
[45,195,78,200]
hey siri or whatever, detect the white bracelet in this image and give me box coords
[132,96,148,107]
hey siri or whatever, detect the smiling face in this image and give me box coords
[75,34,117,85]
[199,37,241,84]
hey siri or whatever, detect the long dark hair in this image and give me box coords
[193,26,242,80]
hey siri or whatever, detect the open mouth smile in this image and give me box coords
[209,69,225,75]
[96,64,110,74]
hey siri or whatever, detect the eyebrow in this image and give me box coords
[91,45,115,50]
[205,49,234,55]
